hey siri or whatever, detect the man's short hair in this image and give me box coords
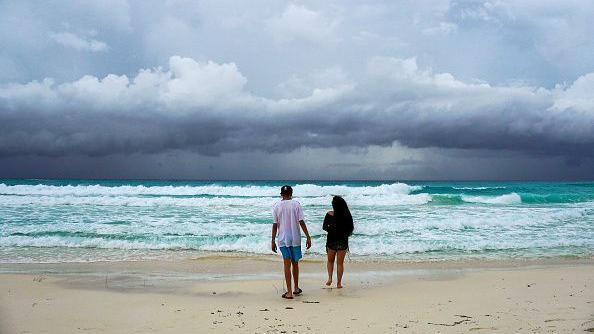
[280,185,293,195]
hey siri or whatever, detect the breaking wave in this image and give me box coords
[0,182,421,197]
[1,180,593,262]
[461,193,522,205]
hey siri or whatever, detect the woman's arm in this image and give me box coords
[322,212,334,232]
[322,213,330,231]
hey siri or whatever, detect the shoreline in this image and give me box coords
[2,246,592,263]
[1,253,592,275]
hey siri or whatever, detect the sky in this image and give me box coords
[0,0,593,180]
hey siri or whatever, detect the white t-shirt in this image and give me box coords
[272,199,304,247]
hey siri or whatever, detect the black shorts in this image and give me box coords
[326,238,349,251]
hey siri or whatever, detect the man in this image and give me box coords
[271,185,312,299]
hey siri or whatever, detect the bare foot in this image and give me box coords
[325,280,332,286]
[336,283,343,289]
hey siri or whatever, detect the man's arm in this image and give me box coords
[271,223,278,253]
[299,220,312,249]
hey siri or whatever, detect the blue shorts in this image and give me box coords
[279,246,302,262]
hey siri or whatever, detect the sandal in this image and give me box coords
[293,288,303,295]
[282,292,294,299]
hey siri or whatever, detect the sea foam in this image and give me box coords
[1,180,593,262]
[461,193,522,205]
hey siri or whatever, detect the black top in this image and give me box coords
[323,213,349,251]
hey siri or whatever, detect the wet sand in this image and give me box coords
[0,257,593,333]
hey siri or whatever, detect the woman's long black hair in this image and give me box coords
[332,196,354,237]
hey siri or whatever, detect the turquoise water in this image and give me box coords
[0,180,593,263]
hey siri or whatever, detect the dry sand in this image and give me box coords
[0,257,593,333]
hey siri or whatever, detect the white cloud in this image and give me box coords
[50,32,109,52]
[163,56,249,109]
[266,4,339,43]
[552,73,594,113]
[7,56,250,112]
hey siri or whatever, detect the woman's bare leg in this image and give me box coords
[336,250,347,288]
[326,248,336,286]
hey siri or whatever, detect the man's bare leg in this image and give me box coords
[283,259,293,297]
[292,260,300,292]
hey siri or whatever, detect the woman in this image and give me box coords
[323,196,354,288]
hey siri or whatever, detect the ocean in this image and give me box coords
[0,180,592,263]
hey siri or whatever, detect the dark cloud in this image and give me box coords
[1,147,593,181]
[1,1,593,179]
[1,56,592,160]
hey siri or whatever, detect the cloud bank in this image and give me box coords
[1,0,593,179]
[1,55,592,158]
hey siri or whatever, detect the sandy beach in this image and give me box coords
[1,257,592,334]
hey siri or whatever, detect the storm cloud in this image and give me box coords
[0,0,593,179]
[1,55,593,158]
